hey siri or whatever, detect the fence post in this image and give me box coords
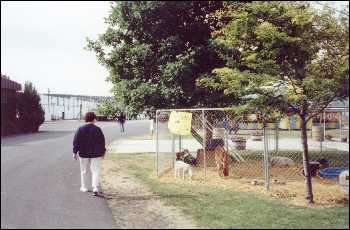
[172,133,175,167]
[179,135,182,152]
[323,111,326,142]
[156,111,159,177]
[225,128,229,153]
[202,109,207,182]
[275,122,279,154]
[339,112,342,142]
[263,125,270,191]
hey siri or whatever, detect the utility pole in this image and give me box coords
[79,102,82,120]
[63,97,65,120]
[73,98,75,119]
[52,99,55,120]
[47,88,50,115]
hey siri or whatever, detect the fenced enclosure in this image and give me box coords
[155,108,349,205]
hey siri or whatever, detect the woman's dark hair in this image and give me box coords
[84,112,97,122]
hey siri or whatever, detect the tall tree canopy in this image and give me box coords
[199,1,349,203]
[87,1,237,117]
[200,1,349,115]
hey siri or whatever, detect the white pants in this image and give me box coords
[79,157,102,192]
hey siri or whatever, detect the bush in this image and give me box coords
[17,82,45,133]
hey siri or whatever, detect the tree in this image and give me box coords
[17,82,45,133]
[96,97,123,119]
[86,1,237,118]
[199,1,349,204]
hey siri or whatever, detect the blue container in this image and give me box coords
[320,167,349,179]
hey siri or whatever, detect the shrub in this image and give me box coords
[17,82,45,133]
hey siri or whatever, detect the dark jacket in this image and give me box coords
[117,114,126,123]
[73,123,106,158]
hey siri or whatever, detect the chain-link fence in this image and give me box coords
[155,108,349,203]
[156,108,275,181]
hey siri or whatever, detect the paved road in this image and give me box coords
[1,120,150,229]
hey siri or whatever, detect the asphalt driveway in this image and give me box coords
[1,120,151,229]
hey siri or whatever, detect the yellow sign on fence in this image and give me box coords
[168,111,192,136]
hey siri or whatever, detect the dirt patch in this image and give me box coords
[100,157,198,229]
[158,164,348,208]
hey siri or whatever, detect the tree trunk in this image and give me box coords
[300,113,314,204]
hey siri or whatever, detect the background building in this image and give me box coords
[40,93,110,121]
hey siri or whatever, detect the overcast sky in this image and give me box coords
[1,1,348,97]
[1,1,112,96]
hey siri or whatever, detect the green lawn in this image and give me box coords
[107,153,349,229]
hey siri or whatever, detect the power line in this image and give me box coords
[314,1,349,17]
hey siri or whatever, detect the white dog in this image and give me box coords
[174,160,193,180]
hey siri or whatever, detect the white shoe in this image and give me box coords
[92,188,100,196]
[80,187,88,192]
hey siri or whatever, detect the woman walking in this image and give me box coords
[73,112,106,196]
[117,112,126,133]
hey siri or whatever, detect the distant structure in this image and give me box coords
[1,74,22,136]
[40,93,111,121]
